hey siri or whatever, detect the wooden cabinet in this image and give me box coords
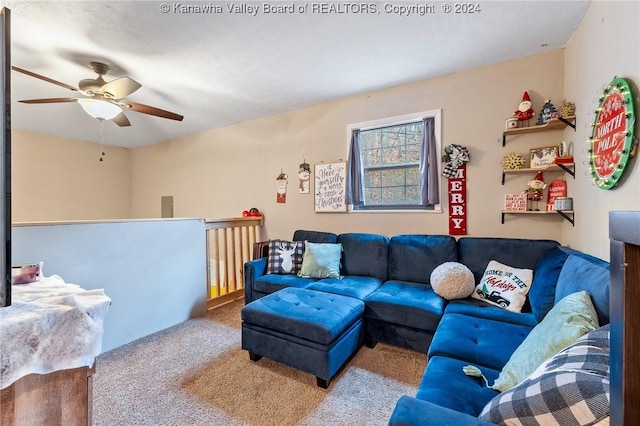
[0,365,95,426]
[609,211,640,425]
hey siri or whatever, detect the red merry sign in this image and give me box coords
[448,164,467,235]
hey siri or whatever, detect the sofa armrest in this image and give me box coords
[388,396,496,426]
[244,257,267,304]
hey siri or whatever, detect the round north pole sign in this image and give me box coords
[590,77,636,190]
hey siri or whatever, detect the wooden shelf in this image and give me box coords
[501,210,574,226]
[502,163,575,184]
[502,116,576,146]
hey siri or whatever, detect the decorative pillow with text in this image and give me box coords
[471,260,533,313]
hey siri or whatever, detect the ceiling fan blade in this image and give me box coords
[18,97,78,104]
[11,66,78,92]
[100,77,141,99]
[112,111,131,127]
[125,102,184,121]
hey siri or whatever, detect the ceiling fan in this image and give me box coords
[12,61,184,126]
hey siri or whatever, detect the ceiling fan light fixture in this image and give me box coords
[77,98,122,120]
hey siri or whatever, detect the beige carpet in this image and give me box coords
[93,300,426,425]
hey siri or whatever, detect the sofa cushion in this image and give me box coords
[365,280,445,331]
[427,313,532,370]
[445,298,538,327]
[480,324,610,425]
[491,290,600,392]
[254,274,317,295]
[306,275,383,300]
[337,233,389,281]
[457,237,559,283]
[430,262,475,300]
[555,253,610,325]
[298,241,342,279]
[266,240,305,275]
[471,260,533,313]
[528,246,570,322]
[415,356,501,417]
[292,229,338,243]
[388,235,457,284]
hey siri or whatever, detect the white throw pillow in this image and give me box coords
[471,260,533,313]
[430,262,475,300]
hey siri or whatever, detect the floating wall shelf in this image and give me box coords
[501,210,575,226]
[502,116,576,146]
[502,163,575,184]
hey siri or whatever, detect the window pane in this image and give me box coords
[364,170,381,187]
[382,187,406,205]
[382,147,404,165]
[406,186,420,204]
[381,169,405,187]
[406,167,419,185]
[362,147,380,167]
[364,187,382,205]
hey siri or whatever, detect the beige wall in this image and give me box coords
[11,130,131,222]
[13,1,639,262]
[563,0,640,260]
[131,50,568,242]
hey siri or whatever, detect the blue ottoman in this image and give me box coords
[241,287,365,388]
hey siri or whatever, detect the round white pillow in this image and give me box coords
[430,262,475,300]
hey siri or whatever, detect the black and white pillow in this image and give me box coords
[480,324,610,425]
[266,240,304,275]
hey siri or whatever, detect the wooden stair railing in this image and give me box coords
[205,216,263,309]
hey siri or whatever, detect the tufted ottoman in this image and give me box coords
[241,287,365,388]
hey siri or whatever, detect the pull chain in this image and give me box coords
[98,119,106,162]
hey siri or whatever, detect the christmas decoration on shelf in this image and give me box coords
[514,91,535,126]
[242,208,261,217]
[504,193,527,211]
[555,141,574,164]
[536,99,558,125]
[525,171,546,211]
[558,101,576,118]
[588,76,637,190]
[442,144,470,236]
[546,179,567,211]
[501,152,525,170]
[505,116,519,130]
[276,170,288,203]
[529,146,559,169]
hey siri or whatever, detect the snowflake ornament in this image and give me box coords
[501,152,525,170]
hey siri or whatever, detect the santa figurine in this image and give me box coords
[514,91,535,126]
[525,171,546,211]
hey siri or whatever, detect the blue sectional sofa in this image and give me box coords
[243,230,611,424]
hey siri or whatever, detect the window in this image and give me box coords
[347,110,441,210]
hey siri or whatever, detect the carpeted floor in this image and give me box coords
[92,300,426,425]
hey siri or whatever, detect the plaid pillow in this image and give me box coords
[266,240,304,275]
[480,324,610,425]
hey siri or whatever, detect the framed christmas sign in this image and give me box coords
[314,161,347,212]
[590,76,637,190]
[529,146,558,169]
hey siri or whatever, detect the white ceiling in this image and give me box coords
[5,1,590,148]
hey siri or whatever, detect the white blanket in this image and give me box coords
[0,275,111,389]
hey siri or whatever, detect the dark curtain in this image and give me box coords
[346,129,363,205]
[420,117,439,205]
